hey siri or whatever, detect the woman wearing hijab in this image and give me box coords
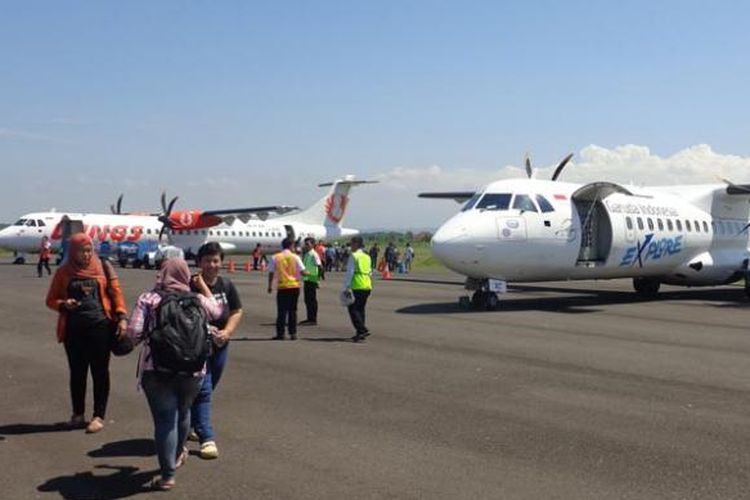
[127,258,221,491]
[45,233,128,433]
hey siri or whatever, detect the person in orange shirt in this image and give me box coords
[45,233,128,433]
[37,235,52,277]
[267,238,307,340]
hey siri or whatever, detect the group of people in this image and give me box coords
[44,233,373,490]
[369,241,416,274]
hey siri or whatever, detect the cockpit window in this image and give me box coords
[37,219,45,227]
[461,193,482,212]
[13,219,27,226]
[26,219,37,227]
[535,195,555,213]
[512,194,538,213]
[475,193,512,211]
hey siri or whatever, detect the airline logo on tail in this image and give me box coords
[325,194,349,224]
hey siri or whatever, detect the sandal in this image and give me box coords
[176,447,188,468]
[150,477,175,491]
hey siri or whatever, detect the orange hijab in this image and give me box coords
[59,233,105,281]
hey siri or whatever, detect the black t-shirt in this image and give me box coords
[66,278,109,331]
[191,276,242,330]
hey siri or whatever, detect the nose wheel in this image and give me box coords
[459,290,499,311]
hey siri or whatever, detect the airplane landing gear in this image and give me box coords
[460,278,502,311]
[633,277,660,297]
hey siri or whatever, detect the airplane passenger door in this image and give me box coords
[284,225,296,242]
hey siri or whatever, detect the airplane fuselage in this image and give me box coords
[431,179,750,288]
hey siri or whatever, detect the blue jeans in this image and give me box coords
[142,372,203,481]
[190,344,229,444]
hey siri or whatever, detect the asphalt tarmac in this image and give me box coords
[1,260,750,499]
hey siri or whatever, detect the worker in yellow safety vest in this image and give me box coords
[342,236,373,342]
[267,238,307,340]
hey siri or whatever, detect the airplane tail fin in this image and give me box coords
[278,175,377,227]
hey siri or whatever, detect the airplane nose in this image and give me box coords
[431,217,470,266]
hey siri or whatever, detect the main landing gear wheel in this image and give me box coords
[470,291,500,311]
[633,278,660,298]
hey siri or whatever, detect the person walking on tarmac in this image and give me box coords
[38,235,52,277]
[267,238,307,340]
[300,237,323,326]
[343,236,373,342]
[188,242,243,460]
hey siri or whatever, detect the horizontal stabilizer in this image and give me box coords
[418,192,476,203]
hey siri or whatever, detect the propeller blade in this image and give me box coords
[160,191,167,213]
[116,194,123,214]
[110,204,116,215]
[524,154,533,179]
[551,153,574,181]
[167,196,178,215]
[158,225,166,242]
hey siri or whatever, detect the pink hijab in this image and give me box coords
[156,258,192,292]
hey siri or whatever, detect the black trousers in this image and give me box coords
[37,257,51,277]
[347,290,371,335]
[64,323,112,418]
[276,288,300,337]
[303,281,318,322]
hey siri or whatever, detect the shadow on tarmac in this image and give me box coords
[0,422,78,436]
[38,465,158,499]
[396,286,749,315]
[88,439,155,458]
[304,337,354,343]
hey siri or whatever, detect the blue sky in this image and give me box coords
[1,1,749,228]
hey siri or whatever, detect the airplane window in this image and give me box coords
[647,218,654,231]
[37,220,46,227]
[252,232,257,237]
[637,218,644,230]
[512,194,538,213]
[685,220,692,232]
[232,231,236,236]
[26,220,37,227]
[535,195,555,213]
[146,229,151,235]
[667,219,673,231]
[676,220,682,232]
[461,193,482,212]
[202,230,207,236]
[626,217,633,230]
[13,219,27,226]
[694,220,700,233]
[657,219,664,231]
[702,221,709,233]
[476,193,512,211]
[265,232,269,237]
[224,231,229,236]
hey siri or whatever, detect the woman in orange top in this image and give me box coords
[46,233,128,433]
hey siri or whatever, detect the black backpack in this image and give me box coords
[148,290,211,376]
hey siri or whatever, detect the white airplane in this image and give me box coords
[421,154,750,310]
[0,176,374,263]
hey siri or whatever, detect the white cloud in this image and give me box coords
[0,128,68,144]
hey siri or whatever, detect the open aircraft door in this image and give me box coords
[284,225,296,242]
[572,183,631,266]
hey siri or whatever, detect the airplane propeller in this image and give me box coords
[551,153,574,181]
[158,191,179,242]
[110,194,124,215]
[524,154,533,179]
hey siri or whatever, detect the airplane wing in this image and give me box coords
[203,205,299,216]
[418,192,476,203]
[723,181,750,195]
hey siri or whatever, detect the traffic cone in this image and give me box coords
[382,263,392,280]
[228,259,236,273]
[244,260,251,272]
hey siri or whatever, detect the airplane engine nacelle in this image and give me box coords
[168,211,222,231]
